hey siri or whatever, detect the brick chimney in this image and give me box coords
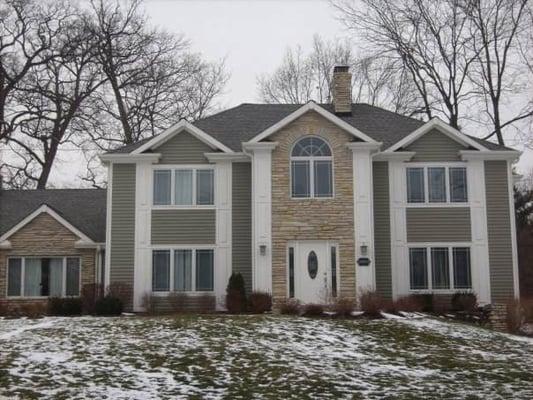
[332,65,352,115]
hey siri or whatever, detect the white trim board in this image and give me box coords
[0,204,95,245]
[132,120,233,155]
[246,101,379,145]
[385,117,488,152]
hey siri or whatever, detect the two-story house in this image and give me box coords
[99,66,520,313]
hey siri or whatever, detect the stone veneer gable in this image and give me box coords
[269,110,356,301]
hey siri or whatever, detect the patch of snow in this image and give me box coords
[0,318,56,340]
[350,311,364,317]
[380,312,403,319]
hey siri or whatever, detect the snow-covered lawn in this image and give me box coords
[1,315,533,399]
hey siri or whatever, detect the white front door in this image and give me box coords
[291,241,337,304]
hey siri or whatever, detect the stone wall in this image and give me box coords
[0,213,96,314]
[270,111,356,303]
[489,303,508,332]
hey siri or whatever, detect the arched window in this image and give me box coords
[290,136,333,198]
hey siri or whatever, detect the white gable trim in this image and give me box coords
[0,204,95,245]
[247,101,378,144]
[131,120,233,155]
[385,117,487,152]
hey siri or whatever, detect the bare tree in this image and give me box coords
[0,0,74,142]
[1,13,105,188]
[1,0,229,188]
[78,0,228,150]
[333,0,482,129]
[463,0,531,145]
[257,34,424,115]
[333,0,532,144]
[257,45,315,103]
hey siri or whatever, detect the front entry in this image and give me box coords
[289,241,338,304]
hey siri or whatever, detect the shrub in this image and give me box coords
[141,292,157,314]
[106,283,132,307]
[94,296,123,316]
[521,297,533,322]
[332,297,355,317]
[393,295,425,313]
[359,291,384,316]
[10,302,47,318]
[81,283,104,314]
[506,298,525,333]
[278,298,301,315]
[248,292,272,314]
[226,273,247,313]
[411,294,434,312]
[451,292,478,313]
[47,297,83,316]
[168,292,189,313]
[302,303,324,317]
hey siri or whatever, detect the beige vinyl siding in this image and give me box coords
[151,209,216,244]
[232,162,252,293]
[372,162,392,299]
[155,130,214,164]
[110,164,136,310]
[485,160,515,302]
[405,129,466,162]
[406,208,471,242]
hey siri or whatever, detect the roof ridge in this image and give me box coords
[351,103,425,124]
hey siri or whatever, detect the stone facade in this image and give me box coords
[270,110,356,303]
[489,303,509,332]
[0,213,96,313]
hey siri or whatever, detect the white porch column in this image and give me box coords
[214,160,232,309]
[347,143,381,297]
[243,142,277,293]
[133,161,153,311]
[464,159,491,305]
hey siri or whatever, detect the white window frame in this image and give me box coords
[152,165,215,209]
[289,136,334,199]
[407,243,473,293]
[405,162,469,207]
[150,246,215,295]
[6,256,82,298]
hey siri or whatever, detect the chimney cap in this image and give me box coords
[333,65,350,73]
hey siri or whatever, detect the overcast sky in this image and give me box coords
[45,0,532,186]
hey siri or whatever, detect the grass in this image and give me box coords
[0,314,532,399]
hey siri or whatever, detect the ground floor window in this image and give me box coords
[152,248,214,292]
[7,257,81,297]
[409,246,471,291]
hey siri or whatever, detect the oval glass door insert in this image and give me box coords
[308,251,318,279]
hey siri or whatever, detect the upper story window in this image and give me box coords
[153,168,214,206]
[290,136,333,198]
[407,166,467,204]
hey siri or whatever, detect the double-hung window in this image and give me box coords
[152,248,214,292]
[291,136,333,198]
[408,246,471,291]
[153,168,214,206]
[406,166,468,204]
[7,257,81,297]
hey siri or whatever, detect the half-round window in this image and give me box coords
[308,251,318,279]
[290,136,333,198]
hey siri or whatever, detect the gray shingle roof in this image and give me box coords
[0,189,107,242]
[107,102,513,153]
